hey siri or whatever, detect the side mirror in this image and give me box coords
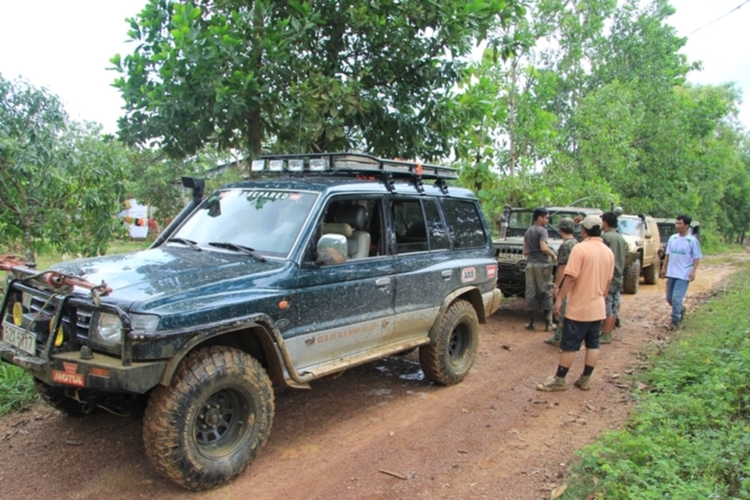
[316,234,348,265]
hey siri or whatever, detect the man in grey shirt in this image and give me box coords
[523,207,558,330]
[600,212,626,343]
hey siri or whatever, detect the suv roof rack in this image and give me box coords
[252,152,457,193]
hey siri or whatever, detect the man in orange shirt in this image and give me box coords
[537,214,615,392]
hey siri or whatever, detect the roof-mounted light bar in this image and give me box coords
[251,152,458,181]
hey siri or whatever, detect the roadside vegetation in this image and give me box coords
[563,262,750,499]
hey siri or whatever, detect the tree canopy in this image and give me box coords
[112,0,525,162]
[451,0,750,243]
[3,0,750,257]
[0,76,130,261]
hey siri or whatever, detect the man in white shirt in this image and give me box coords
[660,214,702,329]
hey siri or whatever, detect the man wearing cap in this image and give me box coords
[537,214,614,392]
[544,217,578,346]
[599,212,627,343]
[523,207,557,331]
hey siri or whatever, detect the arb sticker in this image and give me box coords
[461,267,477,283]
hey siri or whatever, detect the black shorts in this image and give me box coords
[560,318,602,351]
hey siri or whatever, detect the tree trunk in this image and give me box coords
[508,57,518,177]
[246,108,262,159]
[21,219,35,263]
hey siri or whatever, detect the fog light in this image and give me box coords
[12,302,23,326]
[49,319,64,347]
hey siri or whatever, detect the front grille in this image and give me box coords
[3,289,93,357]
[28,294,92,339]
[494,246,523,264]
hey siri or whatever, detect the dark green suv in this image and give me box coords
[0,153,501,490]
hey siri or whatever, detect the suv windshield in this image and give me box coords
[173,188,318,258]
[618,218,643,236]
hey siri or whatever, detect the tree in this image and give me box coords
[126,146,245,230]
[0,76,130,261]
[112,0,524,161]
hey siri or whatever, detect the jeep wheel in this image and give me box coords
[623,259,641,294]
[643,255,660,285]
[143,346,274,491]
[419,300,479,386]
[34,379,89,417]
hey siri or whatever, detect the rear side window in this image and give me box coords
[391,198,449,253]
[441,199,487,249]
[423,199,449,250]
[393,200,428,253]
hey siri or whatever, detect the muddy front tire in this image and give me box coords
[643,255,660,285]
[143,346,274,491]
[419,300,479,386]
[623,259,641,294]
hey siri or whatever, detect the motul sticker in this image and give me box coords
[52,370,85,387]
[486,264,497,279]
[461,267,477,283]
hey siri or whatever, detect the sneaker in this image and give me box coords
[574,376,591,391]
[599,332,612,344]
[536,376,567,392]
[525,322,536,331]
[544,334,561,347]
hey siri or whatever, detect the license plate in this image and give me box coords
[2,321,37,355]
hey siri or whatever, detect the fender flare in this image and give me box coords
[158,314,287,387]
[427,286,485,342]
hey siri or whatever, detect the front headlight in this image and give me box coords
[92,312,122,347]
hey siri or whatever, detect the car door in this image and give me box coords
[288,196,396,370]
[390,195,456,342]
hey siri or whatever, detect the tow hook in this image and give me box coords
[81,401,96,414]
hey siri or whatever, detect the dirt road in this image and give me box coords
[0,254,743,500]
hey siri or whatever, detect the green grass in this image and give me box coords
[563,263,750,499]
[701,241,744,256]
[0,364,38,415]
[34,238,151,269]
[0,240,151,416]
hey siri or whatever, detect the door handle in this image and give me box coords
[375,278,391,287]
[441,270,453,278]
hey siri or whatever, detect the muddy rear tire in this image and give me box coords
[643,255,660,285]
[623,258,641,294]
[143,346,274,491]
[419,300,479,386]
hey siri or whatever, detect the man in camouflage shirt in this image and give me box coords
[545,217,578,346]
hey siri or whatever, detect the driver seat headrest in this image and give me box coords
[333,205,367,231]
